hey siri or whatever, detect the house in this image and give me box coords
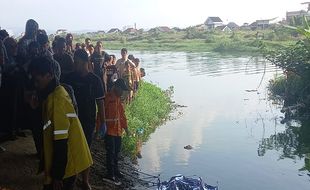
[204,17,223,29]
[256,20,270,29]
[249,21,257,30]
[157,26,172,33]
[286,10,310,25]
[108,28,121,33]
[56,29,67,35]
[123,28,138,35]
[216,25,232,33]
[97,30,105,34]
[240,23,251,30]
[250,19,270,30]
[227,22,239,30]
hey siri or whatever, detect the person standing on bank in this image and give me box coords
[103,79,130,185]
[64,49,106,189]
[17,19,39,63]
[90,41,109,89]
[29,56,93,190]
[53,37,74,82]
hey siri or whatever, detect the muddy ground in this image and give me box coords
[0,131,147,190]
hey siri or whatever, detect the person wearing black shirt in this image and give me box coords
[90,41,109,88]
[64,49,105,190]
[53,37,74,82]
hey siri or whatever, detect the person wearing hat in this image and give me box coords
[102,78,130,185]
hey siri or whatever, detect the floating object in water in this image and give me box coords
[184,145,193,150]
[137,128,144,135]
[245,89,258,92]
[158,175,218,190]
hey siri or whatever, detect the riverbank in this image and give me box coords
[0,133,139,190]
[73,29,298,55]
[98,39,294,55]
[0,82,173,189]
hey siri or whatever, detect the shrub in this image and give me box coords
[268,75,286,97]
[120,36,127,44]
[122,81,173,156]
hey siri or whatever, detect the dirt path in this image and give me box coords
[0,132,142,190]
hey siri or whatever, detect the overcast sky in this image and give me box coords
[0,0,306,33]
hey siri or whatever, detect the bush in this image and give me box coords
[266,32,276,41]
[268,75,286,97]
[120,36,127,44]
[122,81,173,156]
[147,38,155,43]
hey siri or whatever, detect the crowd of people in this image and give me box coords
[0,19,146,190]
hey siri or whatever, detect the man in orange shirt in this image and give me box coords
[103,79,130,185]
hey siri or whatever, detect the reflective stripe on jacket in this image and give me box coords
[42,86,93,184]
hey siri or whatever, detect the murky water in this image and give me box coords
[110,50,310,189]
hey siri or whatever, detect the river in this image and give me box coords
[110,50,310,190]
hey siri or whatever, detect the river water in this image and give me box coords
[110,50,310,189]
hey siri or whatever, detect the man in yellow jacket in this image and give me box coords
[29,56,93,190]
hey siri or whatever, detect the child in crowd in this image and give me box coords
[105,56,118,92]
[103,79,130,186]
[132,58,141,96]
[122,60,134,103]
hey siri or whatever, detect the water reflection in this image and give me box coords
[108,50,280,77]
[185,54,278,77]
[258,119,310,173]
[106,50,309,189]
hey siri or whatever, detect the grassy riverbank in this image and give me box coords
[72,27,299,55]
[122,81,173,157]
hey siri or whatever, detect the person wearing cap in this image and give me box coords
[29,56,93,190]
[64,49,105,190]
[102,78,130,185]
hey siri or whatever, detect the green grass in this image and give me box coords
[70,28,301,55]
[268,73,307,104]
[122,81,173,156]
[268,75,286,99]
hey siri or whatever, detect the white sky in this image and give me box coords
[0,0,306,32]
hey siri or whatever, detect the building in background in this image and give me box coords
[204,17,223,29]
